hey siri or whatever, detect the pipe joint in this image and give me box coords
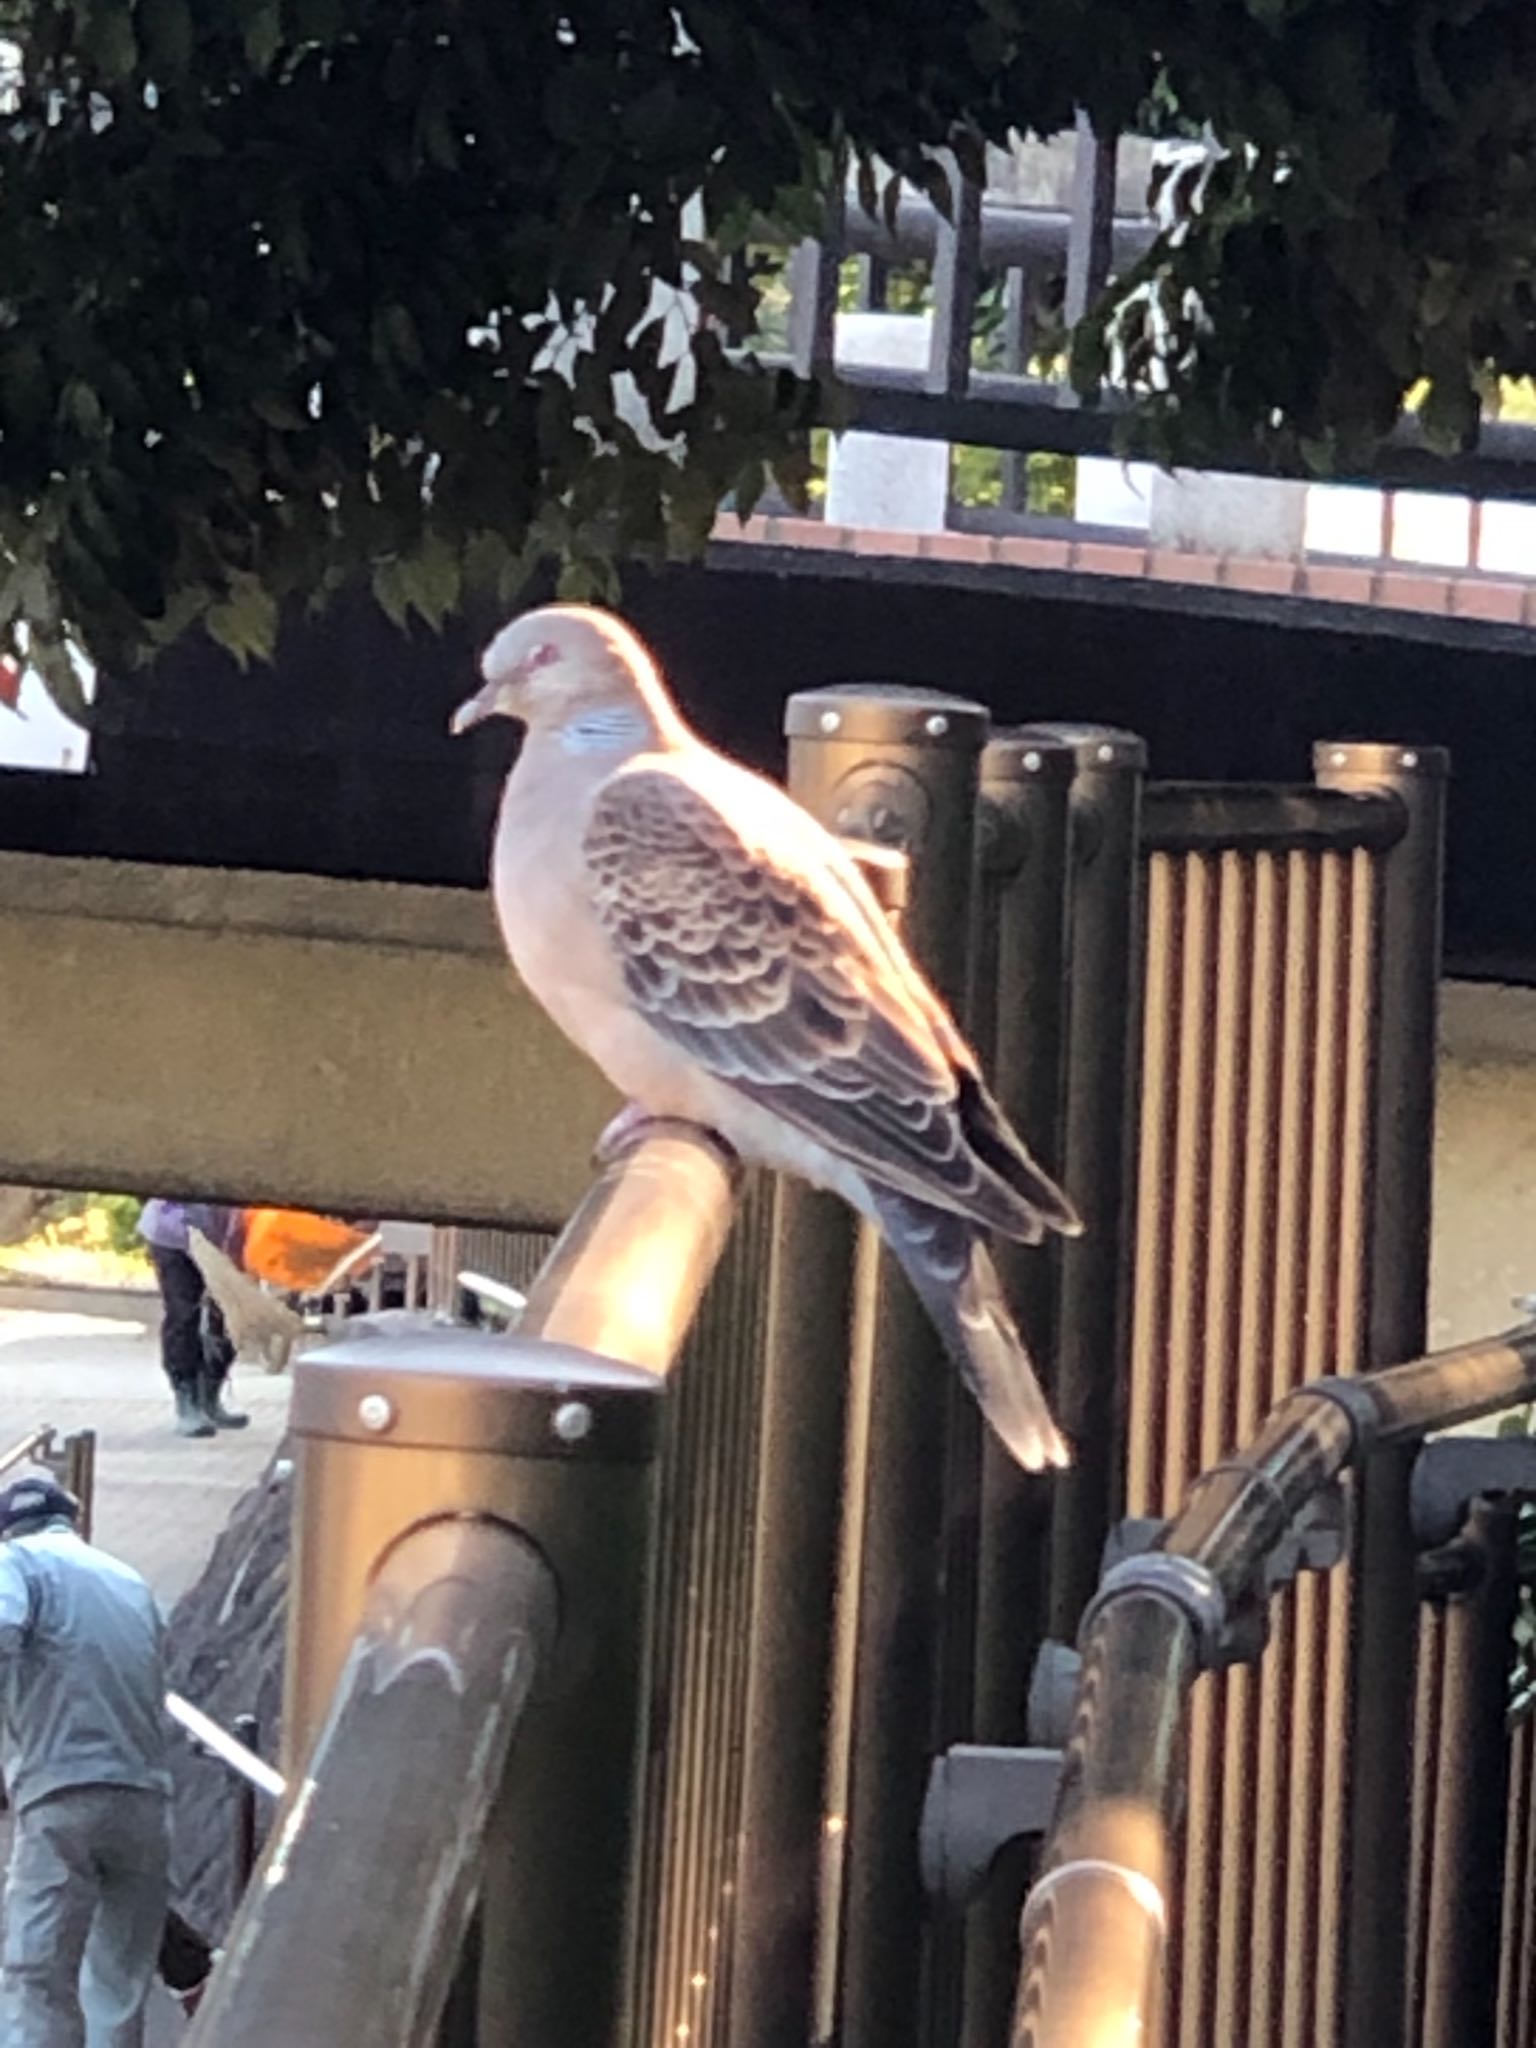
[1079,1552,1227,1669]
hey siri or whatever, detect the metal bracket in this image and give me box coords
[1410,1435,1536,1550]
[919,1744,1063,1908]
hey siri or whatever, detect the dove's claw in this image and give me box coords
[594,1099,657,1166]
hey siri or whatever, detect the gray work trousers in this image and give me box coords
[0,1784,170,2048]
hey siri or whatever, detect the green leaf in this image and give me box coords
[138,0,193,76]
[205,573,279,666]
[81,10,140,81]
[243,1,283,74]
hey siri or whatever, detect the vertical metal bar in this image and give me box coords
[781,684,990,2048]
[1315,743,1448,2048]
[1498,1715,1535,2048]
[999,269,1033,511]
[789,175,846,382]
[1017,724,1146,1641]
[960,730,1075,2048]
[1421,1504,1520,2048]
[725,1180,859,2048]
[1063,112,1117,330]
[231,1713,260,1909]
[926,157,983,398]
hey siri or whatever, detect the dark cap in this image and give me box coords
[0,1475,82,1538]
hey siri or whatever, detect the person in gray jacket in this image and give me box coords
[0,1476,171,2048]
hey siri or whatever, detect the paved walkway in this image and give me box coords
[1,1297,293,2042]
[0,1301,291,1607]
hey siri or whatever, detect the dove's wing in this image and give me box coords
[582,755,1077,1240]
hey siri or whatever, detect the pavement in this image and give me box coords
[0,1297,293,2042]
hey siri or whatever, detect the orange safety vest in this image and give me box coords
[239,1209,374,1292]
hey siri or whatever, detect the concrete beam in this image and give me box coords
[0,853,614,1228]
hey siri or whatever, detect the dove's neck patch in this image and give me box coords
[558,707,652,754]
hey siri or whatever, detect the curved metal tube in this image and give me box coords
[187,1516,557,2048]
[1014,1318,1536,2047]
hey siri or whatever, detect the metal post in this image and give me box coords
[188,1514,559,2048]
[230,1714,260,1910]
[961,730,1076,2048]
[1063,113,1117,330]
[267,1122,736,2048]
[782,682,990,2048]
[725,1174,860,2048]
[1021,725,1146,1641]
[926,157,983,399]
[1420,1500,1520,2048]
[1315,741,1448,2048]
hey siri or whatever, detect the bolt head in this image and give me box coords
[1023,748,1042,772]
[924,713,950,738]
[1097,741,1115,764]
[818,709,841,734]
[357,1393,394,1434]
[1400,748,1419,768]
[552,1399,594,1444]
[1330,748,1349,767]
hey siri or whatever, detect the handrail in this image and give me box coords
[1013,1316,1536,2046]
[0,1426,53,1481]
[187,1115,742,2048]
[165,1692,286,1802]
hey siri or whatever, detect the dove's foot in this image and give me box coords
[594,1099,661,1166]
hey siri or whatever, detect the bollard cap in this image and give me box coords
[292,1328,662,1464]
[1012,722,1148,773]
[1313,740,1449,781]
[982,727,1078,789]
[785,683,990,750]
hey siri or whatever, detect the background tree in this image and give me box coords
[0,0,1533,706]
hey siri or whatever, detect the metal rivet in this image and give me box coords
[1023,748,1043,772]
[1400,748,1419,768]
[552,1399,594,1444]
[925,713,950,738]
[818,709,841,734]
[357,1393,394,1433]
[1097,742,1115,764]
[1330,748,1349,767]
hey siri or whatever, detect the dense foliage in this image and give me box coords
[0,0,1533,703]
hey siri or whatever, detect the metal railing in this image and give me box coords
[185,1118,741,2048]
[1012,1318,1536,2046]
[0,1423,96,1536]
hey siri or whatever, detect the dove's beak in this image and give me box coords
[450,679,500,734]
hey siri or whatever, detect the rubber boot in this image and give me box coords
[201,1368,249,1430]
[174,1384,215,1439]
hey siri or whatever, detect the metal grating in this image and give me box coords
[1499,1710,1536,2048]
[1126,839,1381,2048]
[630,1171,777,2048]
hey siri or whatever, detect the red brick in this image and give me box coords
[1375,569,1453,615]
[1450,578,1529,625]
[847,527,924,557]
[767,515,841,552]
[1070,541,1149,579]
[1221,556,1300,596]
[920,531,994,565]
[994,535,1072,571]
[712,511,773,545]
[1149,548,1221,586]
[1304,563,1376,605]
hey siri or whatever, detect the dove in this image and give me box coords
[452,604,1082,1469]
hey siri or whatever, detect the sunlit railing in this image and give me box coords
[186,1118,740,2048]
[1014,1318,1536,2047]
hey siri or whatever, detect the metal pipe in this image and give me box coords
[186,1516,557,2048]
[264,1119,736,2048]
[780,683,990,2048]
[1015,1314,1536,2048]
[0,1426,51,1479]
[962,729,1075,2048]
[1028,725,1146,1641]
[514,1117,739,1372]
[1316,742,1447,2048]
[164,1693,286,1802]
[1419,1501,1519,2048]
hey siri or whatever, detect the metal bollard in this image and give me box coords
[1020,724,1146,1642]
[784,682,990,2048]
[961,727,1077,2048]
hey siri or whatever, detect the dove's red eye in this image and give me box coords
[525,641,559,673]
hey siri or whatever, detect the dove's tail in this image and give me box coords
[866,1187,1070,1472]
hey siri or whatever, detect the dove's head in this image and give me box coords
[452,603,678,743]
